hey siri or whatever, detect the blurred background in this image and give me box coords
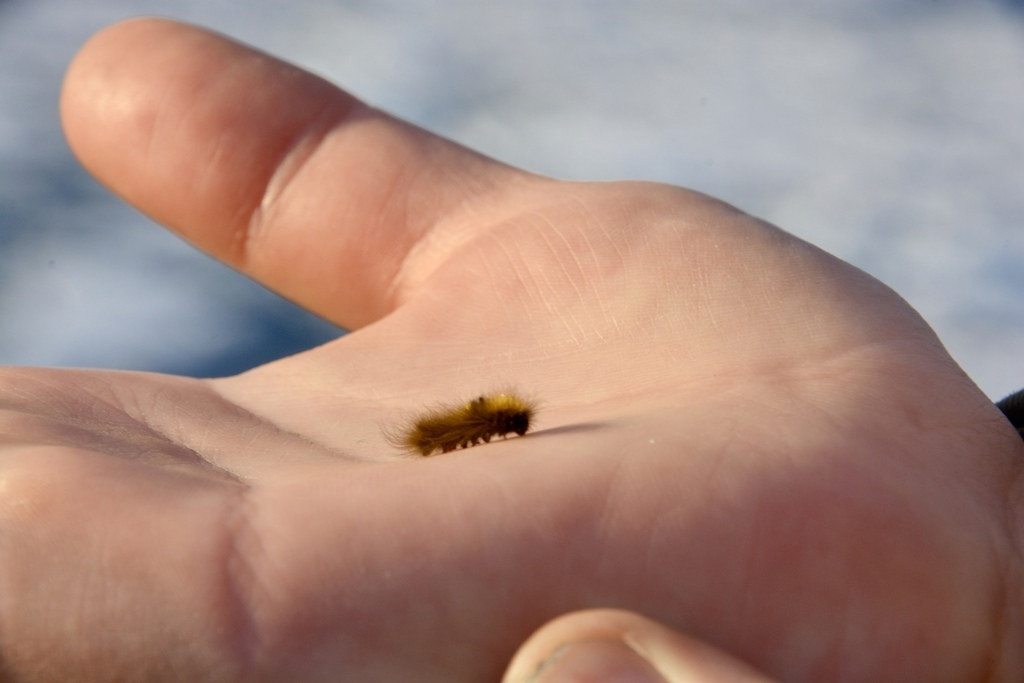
[0,0,1021,399]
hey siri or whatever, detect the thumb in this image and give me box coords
[503,609,776,683]
[61,17,521,330]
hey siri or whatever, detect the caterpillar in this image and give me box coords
[400,393,536,456]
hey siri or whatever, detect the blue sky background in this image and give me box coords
[1,0,1022,399]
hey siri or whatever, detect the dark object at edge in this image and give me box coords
[996,388,1024,441]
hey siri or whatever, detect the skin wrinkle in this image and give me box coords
[195,120,231,224]
[99,381,244,481]
[219,483,265,681]
[139,82,165,178]
[541,227,594,347]
[360,130,441,315]
[3,373,231,478]
[199,380,344,465]
[481,247,527,331]
[0,369,89,415]
[580,228,617,342]
[600,220,639,340]
[130,412,240,483]
[241,99,366,270]
[375,142,521,314]
[529,242,571,327]
[635,482,679,612]
[586,454,632,601]
[166,71,224,220]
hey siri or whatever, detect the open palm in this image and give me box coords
[1,18,1020,682]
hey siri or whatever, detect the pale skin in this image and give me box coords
[0,17,1020,682]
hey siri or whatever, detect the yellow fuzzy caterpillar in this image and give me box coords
[401,393,536,456]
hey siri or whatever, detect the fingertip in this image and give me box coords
[503,609,775,683]
[59,17,383,324]
[61,16,354,251]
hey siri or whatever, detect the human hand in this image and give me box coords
[2,17,1020,681]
